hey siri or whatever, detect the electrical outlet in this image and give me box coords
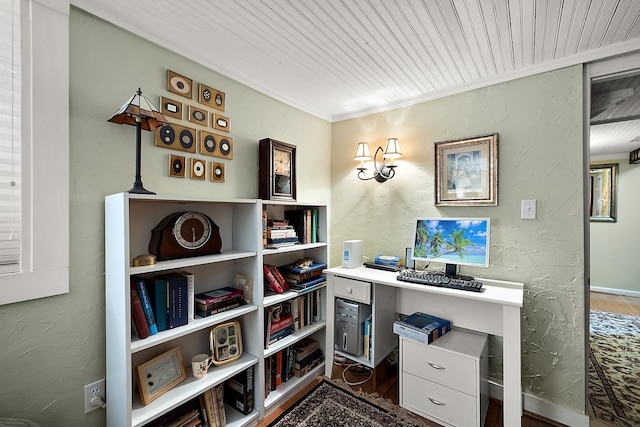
[83,378,106,414]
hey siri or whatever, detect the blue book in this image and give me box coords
[132,276,158,335]
[147,277,168,332]
[393,312,451,344]
[164,273,188,329]
[287,275,326,291]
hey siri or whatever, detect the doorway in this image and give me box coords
[587,54,640,426]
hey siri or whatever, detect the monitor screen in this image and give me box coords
[411,217,490,274]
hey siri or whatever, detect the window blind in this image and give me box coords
[0,0,21,274]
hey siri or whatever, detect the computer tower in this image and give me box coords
[334,298,372,357]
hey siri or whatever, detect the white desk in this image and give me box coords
[324,266,524,426]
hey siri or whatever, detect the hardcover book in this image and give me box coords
[195,286,243,305]
[164,273,188,329]
[393,312,451,344]
[130,281,151,339]
[132,276,158,335]
[146,277,168,332]
[224,365,254,415]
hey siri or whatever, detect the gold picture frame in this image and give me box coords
[136,347,187,406]
[435,133,498,206]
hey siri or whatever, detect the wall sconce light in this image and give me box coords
[354,138,402,182]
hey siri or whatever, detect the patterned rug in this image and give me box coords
[267,377,433,426]
[589,310,640,426]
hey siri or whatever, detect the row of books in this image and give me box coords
[264,338,323,398]
[284,208,320,245]
[263,259,326,294]
[143,383,226,427]
[264,290,322,349]
[260,208,321,249]
[131,272,246,340]
[130,272,193,340]
[392,312,451,345]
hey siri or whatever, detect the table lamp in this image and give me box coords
[108,88,169,194]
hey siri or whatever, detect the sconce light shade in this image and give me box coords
[354,138,402,183]
[383,138,402,159]
[108,88,170,195]
[354,142,373,161]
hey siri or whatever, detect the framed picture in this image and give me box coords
[259,138,297,201]
[136,347,187,406]
[435,133,498,206]
[166,70,193,99]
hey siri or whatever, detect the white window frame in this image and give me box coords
[0,0,69,305]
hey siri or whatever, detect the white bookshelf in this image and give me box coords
[259,201,329,418]
[105,193,329,426]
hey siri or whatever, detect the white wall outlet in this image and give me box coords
[521,199,537,220]
[83,378,106,414]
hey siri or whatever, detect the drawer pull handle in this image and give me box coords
[346,287,352,294]
[428,397,446,406]
[428,362,445,370]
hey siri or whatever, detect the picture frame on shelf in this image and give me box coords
[259,138,297,201]
[434,133,498,206]
[136,346,187,406]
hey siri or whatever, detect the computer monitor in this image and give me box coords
[410,217,490,276]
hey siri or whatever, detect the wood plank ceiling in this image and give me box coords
[73,0,640,155]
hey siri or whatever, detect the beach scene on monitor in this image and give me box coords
[412,218,489,267]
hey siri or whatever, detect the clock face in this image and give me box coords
[273,149,291,175]
[173,212,212,249]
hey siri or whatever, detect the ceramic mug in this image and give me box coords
[191,353,214,379]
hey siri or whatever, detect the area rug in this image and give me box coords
[267,377,434,427]
[589,310,640,426]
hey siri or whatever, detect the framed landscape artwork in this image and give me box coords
[435,133,498,206]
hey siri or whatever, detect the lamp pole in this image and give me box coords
[129,116,155,195]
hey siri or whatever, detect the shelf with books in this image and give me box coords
[260,201,328,419]
[106,193,264,427]
[131,304,258,353]
[264,320,326,358]
[131,352,258,427]
[263,362,326,411]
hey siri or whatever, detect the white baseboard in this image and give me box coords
[489,381,590,427]
[590,286,640,298]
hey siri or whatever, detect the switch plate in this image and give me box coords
[521,200,537,220]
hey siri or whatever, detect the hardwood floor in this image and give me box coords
[590,291,640,316]
[261,292,640,427]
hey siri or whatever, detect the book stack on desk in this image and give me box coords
[393,312,451,344]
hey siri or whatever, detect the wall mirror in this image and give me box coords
[589,163,618,222]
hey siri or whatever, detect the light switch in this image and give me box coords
[521,200,537,220]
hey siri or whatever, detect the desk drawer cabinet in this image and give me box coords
[333,276,371,304]
[399,330,488,427]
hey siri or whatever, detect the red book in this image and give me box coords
[130,281,150,339]
[275,351,283,386]
[269,314,293,334]
[264,265,284,293]
[270,265,290,291]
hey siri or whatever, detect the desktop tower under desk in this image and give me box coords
[324,266,524,427]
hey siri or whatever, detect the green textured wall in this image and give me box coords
[0,8,330,426]
[330,66,586,412]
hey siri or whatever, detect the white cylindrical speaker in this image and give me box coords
[342,240,363,268]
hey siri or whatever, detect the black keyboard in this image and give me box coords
[396,270,483,292]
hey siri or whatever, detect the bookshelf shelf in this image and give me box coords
[106,193,329,426]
